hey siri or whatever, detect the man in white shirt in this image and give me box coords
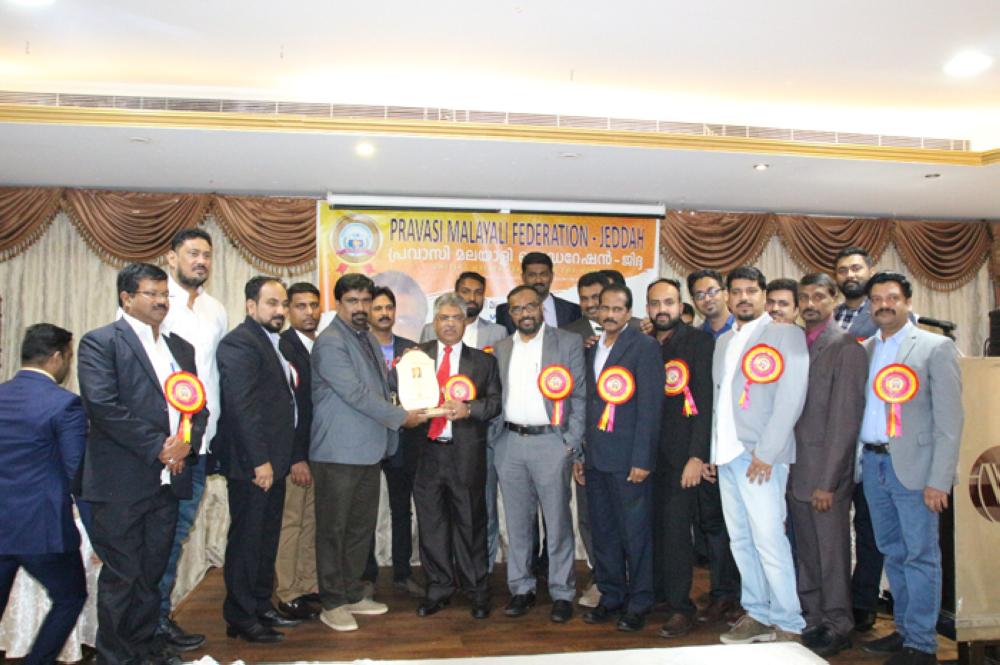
[494,253,582,333]
[156,228,228,652]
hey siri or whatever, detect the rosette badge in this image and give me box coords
[163,371,207,444]
[873,364,919,437]
[739,344,784,409]
[596,366,635,432]
[538,364,574,426]
[444,374,476,402]
[664,359,698,417]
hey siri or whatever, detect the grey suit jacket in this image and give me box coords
[492,324,586,458]
[790,323,868,501]
[310,315,408,465]
[858,324,963,492]
[712,314,809,465]
[420,316,508,350]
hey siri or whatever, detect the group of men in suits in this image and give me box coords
[0,241,963,665]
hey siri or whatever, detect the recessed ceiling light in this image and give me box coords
[128,136,151,144]
[753,163,769,171]
[8,0,56,6]
[924,173,941,179]
[558,151,580,159]
[944,50,993,77]
[355,142,375,158]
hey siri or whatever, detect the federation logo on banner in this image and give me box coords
[330,213,382,273]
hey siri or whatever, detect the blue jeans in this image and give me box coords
[862,450,941,654]
[158,455,207,619]
[718,450,804,633]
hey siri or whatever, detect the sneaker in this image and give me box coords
[719,615,776,645]
[578,583,601,608]
[343,598,388,615]
[773,627,802,643]
[320,607,358,632]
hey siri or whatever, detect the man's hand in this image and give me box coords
[403,410,430,428]
[290,461,312,488]
[639,317,654,336]
[582,334,600,350]
[443,400,471,421]
[681,457,703,488]
[254,462,274,492]
[701,463,718,484]
[924,487,949,513]
[811,489,834,513]
[159,435,189,474]
[627,467,650,483]
[573,462,585,486]
[746,453,773,485]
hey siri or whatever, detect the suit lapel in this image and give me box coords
[809,323,836,359]
[601,326,633,371]
[895,327,919,365]
[115,319,162,391]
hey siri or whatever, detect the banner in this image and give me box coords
[317,206,660,340]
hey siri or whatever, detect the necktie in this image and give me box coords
[427,345,452,440]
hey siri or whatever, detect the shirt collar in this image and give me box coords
[168,273,203,300]
[734,311,768,333]
[805,316,832,347]
[514,322,546,346]
[878,320,914,344]
[21,367,57,382]
[122,311,162,344]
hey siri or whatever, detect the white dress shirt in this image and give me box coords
[504,324,550,426]
[162,274,228,453]
[542,294,558,327]
[122,312,180,485]
[713,313,768,465]
[263,325,298,428]
[436,341,463,439]
[295,329,315,354]
[462,318,479,348]
[593,324,626,378]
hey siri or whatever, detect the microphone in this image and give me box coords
[917,316,957,332]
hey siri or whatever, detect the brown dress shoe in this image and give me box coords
[696,598,739,624]
[659,612,693,638]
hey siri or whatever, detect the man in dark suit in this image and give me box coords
[583,283,665,632]
[217,276,299,643]
[363,286,423,597]
[789,272,868,658]
[78,263,206,665]
[495,252,581,333]
[274,282,322,620]
[1,324,88,665]
[644,279,715,639]
[413,293,502,618]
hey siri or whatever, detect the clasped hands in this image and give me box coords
[158,435,189,475]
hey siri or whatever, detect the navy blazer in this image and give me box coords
[584,325,665,473]
[77,319,207,503]
[217,317,297,481]
[0,370,87,555]
[279,328,313,466]
[495,294,581,334]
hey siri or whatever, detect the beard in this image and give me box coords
[515,316,541,336]
[261,316,285,333]
[466,301,483,318]
[176,268,207,289]
[653,314,680,332]
[839,279,866,299]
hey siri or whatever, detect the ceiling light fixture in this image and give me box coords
[944,50,993,77]
[558,151,580,159]
[753,163,769,171]
[355,142,375,158]
[128,136,151,144]
[924,173,941,179]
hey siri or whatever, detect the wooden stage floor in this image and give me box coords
[173,563,956,664]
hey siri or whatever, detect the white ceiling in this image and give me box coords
[1,0,999,219]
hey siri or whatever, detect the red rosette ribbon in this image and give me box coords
[444,374,476,402]
[739,344,784,410]
[596,366,635,433]
[163,371,207,444]
[873,363,919,438]
[538,364,574,426]
[664,359,698,417]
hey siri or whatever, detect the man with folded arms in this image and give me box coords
[789,273,867,657]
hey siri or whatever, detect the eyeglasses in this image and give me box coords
[509,302,540,316]
[135,290,170,300]
[692,287,724,301]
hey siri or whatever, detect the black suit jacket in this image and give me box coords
[656,323,715,470]
[279,328,313,466]
[416,341,502,482]
[217,317,297,481]
[77,319,206,502]
[496,294,581,334]
[584,325,665,473]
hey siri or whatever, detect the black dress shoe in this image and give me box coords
[853,607,877,632]
[617,612,646,632]
[504,592,536,617]
[862,631,904,654]
[550,600,573,623]
[301,592,322,604]
[416,597,450,617]
[157,618,205,652]
[583,604,621,624]
[259,608,302,628]
[802,624,828,648]
[810,629,852,657]
[278,599,319,621]
[225,623,284,643]
[471,603,491,619]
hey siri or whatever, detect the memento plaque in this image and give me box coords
[395,349,441,411]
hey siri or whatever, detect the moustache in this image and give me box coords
[737,301,752,307]
[875,308,895,317]
[152,305,167,311]
[602,318,618,326]
[376,317,391,323]
[192,265,206,271]
[803,308,820,316]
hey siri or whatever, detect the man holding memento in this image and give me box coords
[492,285,586,623]
[78,263,208,665]
[710,267,808,644]
[856,272,962,665]
[409,293,501,618]
[582,283,664,632]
